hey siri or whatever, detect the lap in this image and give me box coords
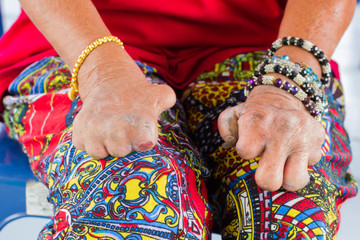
[2,53,357,240]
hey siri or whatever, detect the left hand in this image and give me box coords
[218,82,325,192]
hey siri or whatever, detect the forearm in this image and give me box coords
[275,0,356,75]
[19,0,140,99]
[19,0,123,69]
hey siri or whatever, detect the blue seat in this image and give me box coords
[0,123,51,239]
[0,123,35,227]
[0,2,4,36]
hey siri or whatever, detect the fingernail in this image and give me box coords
[139,141,153,151]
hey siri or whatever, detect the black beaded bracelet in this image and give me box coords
[255,56,324,106]
[253,62,325,115]
[268,37,332,86]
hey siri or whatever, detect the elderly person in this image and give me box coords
[0,0,357,239]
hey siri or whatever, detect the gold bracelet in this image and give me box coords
[68,36,124,100]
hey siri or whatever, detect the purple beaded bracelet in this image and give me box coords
[255,58,324,107]
[245,75,323,121]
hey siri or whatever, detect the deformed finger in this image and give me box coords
[155,84,177,113]
[126,115,159,152]
[308,148,322,166]
[104,140,132,158]
[235,108,271,159]
[84,141,109,159]
[218,106,240,148]
[282,153,310,191]
[255,141,288,191]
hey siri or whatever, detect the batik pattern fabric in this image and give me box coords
[3,57,212,240]
[3,52,357,240]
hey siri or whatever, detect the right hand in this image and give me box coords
[72,45,176,159]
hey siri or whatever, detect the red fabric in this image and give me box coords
[0,0,286,112]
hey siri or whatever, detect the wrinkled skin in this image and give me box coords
[72,46,176,159]
[218,85,325,192]
[73,78,176,158]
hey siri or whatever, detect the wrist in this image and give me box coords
[247,75,307,113]
[77,63,147,101]
[77,41,128,83]
[248,38,330,121]
[75,42,145,100]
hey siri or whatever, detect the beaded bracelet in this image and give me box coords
[268,37,332,86]
[68,36,125,101]
[263,55,321,87]
[244,75,323,120]
[253,59,325,118]
[255,56,323,104]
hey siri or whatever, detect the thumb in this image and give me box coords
[155,84,177,113]
[218,105,244,148]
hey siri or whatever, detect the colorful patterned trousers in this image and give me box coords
[3,52,357,240]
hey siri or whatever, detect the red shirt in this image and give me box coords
[0,0,286,112]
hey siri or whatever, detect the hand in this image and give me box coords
[218,83,325,192]
[72,46,176,159]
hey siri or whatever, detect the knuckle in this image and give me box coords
[104,136,131,153]
[72,137,82,149]
[278,112,301,133]
[107,128,123,141]
[284,173,310,191]
[235,144,246,157]
[85,142,108,159]
[309,150,322,165]
[88,150,108,160]
[294,116,325,151]
[256,177,282,191]
[86,150,107,159]
[72,115,82,129]
[158,85,176,106]
[218,108,231,121]
[108,151,127,158]
[235,139,259,159]
[241,106,269,122]
[71,132,84,150]
[255,166,282,191]
[239,108,272,138]
[219,111,238,138]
